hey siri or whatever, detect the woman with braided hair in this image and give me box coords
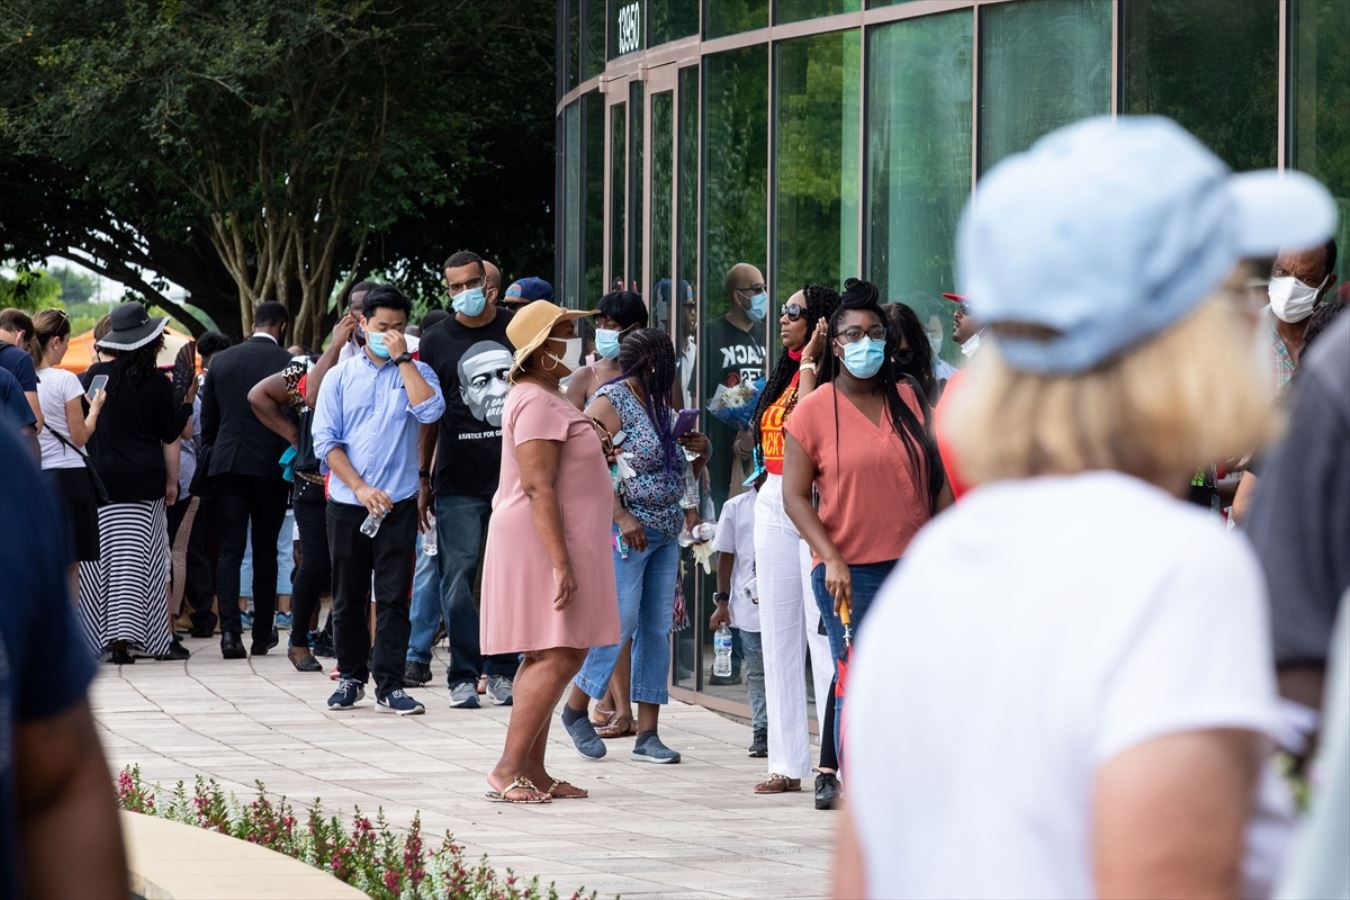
[746,284,840,800]
[561,328,710,765]
[783,278,949,780]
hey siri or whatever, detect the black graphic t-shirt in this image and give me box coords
[419,309,515,497]
[704,316,767,390]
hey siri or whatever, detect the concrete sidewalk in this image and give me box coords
[92,638,834,899]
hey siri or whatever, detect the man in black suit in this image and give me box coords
[201,302,294,658]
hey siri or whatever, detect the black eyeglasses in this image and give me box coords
[783,302,806,321]
[837,325,887,344]
[736,283,767,295]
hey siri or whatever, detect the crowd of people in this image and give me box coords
[2,112,1349,897]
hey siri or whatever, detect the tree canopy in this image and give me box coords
[0,0,555,346]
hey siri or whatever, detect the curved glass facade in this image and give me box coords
[555,0,1350,715]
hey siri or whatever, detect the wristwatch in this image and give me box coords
[393,352,414,366]
[713,592,730,604]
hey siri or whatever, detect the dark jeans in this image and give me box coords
[289,478,330,649]
[810,559,898,773]
[433,494,518,686]
[215,473,289,645]
[184,496,221,633]
[328,496,417,699]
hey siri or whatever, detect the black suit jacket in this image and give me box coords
[201,336,293,480]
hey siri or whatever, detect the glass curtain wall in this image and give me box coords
[701,45,769,517]
[584,0,606,80]
[1122,0,1278,170]
[979,0,1111,173]
[674,64,700,692]
[649,0,699,46]
[610,103,627,290]
[774,29,861,298]
[628,82,646,294]
[706,0,768,40]
[1291,0,1350,285]
[777,0,860,25]
[650,89,676,333]
[865,11,972,368]
[563,103,582,306]
[583,93,606,310]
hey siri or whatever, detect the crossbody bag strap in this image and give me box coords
[48,427,91,461]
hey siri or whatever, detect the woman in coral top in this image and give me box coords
[746,283,840,799]
[783,279,949,777]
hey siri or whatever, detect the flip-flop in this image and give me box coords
[596,713,636,739]
[484,775,551,804]
[547,779,589,800]
[590,705,616,726]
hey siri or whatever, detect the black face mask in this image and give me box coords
[895,349,915,368]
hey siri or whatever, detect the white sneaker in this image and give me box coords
[448,681,480,709]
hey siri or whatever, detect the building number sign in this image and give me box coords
[617,2,641,55]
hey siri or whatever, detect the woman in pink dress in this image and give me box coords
[480,301,620,803]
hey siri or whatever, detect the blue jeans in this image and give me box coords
[575,526,680,706]
[424,495,517,685]
[741,629,767,731]
[811,559,898,767]
[404,529,442,664]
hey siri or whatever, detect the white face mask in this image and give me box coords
[960,331,982,359]
[545,337,583,373]
[1268,275,1327,324]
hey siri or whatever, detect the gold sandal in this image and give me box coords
[547,779,589,799]
[484,775,551,804]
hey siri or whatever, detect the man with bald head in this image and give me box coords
[703,262,769,510]
[482,260,503,306]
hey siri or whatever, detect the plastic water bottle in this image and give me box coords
[713,624,734,678]
[359,512,384,538]
[423,516,438,557]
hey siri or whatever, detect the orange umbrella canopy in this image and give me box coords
[57,327,194,374]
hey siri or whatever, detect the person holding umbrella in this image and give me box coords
[836,116,1335,899]
[782,278,948,782]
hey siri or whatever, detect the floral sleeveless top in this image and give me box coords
[595,381,686,536]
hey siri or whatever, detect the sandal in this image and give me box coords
[754,774,802,794]
[596,713,636,739]
[485,775,551,804]
[547,779,589,799]
[590,705,616,727]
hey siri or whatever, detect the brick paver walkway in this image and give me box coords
[92,637,833,898]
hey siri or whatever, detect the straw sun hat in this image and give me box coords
[506,301,596,379]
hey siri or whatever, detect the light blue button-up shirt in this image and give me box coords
[311,352,445,507]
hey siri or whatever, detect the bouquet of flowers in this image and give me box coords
[707,377,764,431]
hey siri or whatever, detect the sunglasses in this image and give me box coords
[783,302,806,321]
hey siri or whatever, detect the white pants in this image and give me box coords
[754,474,835,780]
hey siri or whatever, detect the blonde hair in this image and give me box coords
[947,291,1273,492]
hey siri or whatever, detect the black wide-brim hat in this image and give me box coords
[97,301,168,351]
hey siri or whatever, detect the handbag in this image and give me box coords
[47,429,111,507]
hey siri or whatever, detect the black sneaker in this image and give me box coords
[404,660,433,687]
[156,637,191,661]
[747,727,767,758]
[377,689,426,716]
[815,771,840,810]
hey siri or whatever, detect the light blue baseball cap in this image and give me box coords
[957,116,1338,374]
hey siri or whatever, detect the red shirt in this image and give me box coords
[759,370,801,476]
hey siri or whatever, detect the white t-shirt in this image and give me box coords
[712,489,760,633]
[847,472,1289,900]
[35,366,86,469]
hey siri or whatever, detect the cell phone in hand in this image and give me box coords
[85,373,109,402]
[671,408,699,438]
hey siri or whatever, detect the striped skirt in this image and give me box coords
[78,499,173,657]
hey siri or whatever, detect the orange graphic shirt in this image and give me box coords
[759,370,801,475]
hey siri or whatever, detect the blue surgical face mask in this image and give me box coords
[366,330,392,359]
[839,336,885,380]
[746,292,769,322]
[595,327,623,360]
[452,287,488,317]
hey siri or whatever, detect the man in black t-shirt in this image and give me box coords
[413,249,519,708]
[703,263,769,513]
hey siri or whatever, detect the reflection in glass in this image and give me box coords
[564,0,580,94]
[979,0,1110,173]
[705,0,768,40]
[1291,0,1350,286]
[629,81,646,295]
[776,0,859,25]
[702,46,769,515]
[564,103,581,307]
[1122,0,1277,171]
[584,0,606,80]
[610,104,626,288]
[583,92,606,310]
[650,90,675,335]
[774,29,861,296]
[865,12,972,370]
[649,0,699,47]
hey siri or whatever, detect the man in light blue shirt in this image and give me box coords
[311,284,444,715]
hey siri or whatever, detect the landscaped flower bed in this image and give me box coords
[116,766,598,900]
